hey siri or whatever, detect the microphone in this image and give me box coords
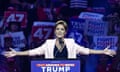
[54,38,64,58]
[58,38,64,52]
[59,38,64,45]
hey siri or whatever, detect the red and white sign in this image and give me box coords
[4,11,27,28]
[31,22,55,42]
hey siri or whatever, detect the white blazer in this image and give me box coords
[29,38,90,59]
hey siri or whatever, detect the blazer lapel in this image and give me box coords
[64,39,71,58]
[47,39,56,58]
[64,39,76,58]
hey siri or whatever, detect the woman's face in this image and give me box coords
[55,24,66,38]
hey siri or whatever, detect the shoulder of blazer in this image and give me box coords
[64,38,74,41]
[46,38,75,43]
[46,39,56,43]
[64,38,75,44]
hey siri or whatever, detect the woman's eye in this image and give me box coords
[56,28,59,30]
[61,28,64,31]
[56,28,65,31]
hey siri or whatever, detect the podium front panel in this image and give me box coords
[31,59,80,72]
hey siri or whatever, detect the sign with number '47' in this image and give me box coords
[4,11,27,28]
[31,22,55,42]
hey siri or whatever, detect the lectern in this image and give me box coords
[31,59,80,72]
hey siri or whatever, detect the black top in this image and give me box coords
[54,45,68,59]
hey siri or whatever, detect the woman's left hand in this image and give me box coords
[103,46,116,57]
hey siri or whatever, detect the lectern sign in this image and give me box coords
[31,60,80,72]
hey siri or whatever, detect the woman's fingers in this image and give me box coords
[111,50,116,55]
[109,55,113,57]
[104,45,116,57]
[3,51,11,55]
[104,45,110,50]
[9,48,15,51]
[107,50,116,57]
[3,50,16,58]
[104,45,116,56]
[3,52,10,57]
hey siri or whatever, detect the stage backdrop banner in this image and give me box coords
[31,60,80,72]
[93,36,118,50]
[4,11,27,28]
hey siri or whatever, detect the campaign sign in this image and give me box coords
[85,20,108,36]
[31,59,80,72]
[68,18,85,44]
[68,30,83,44]
[0,19,4,28]
[93,36,118,50]
[69,18,86,31]
[9,31,26,48]
[4,11,27,28]
[31,22,55,42]
[79,12,104,20]
[0,34,4,47]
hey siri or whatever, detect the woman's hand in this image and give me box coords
[103,46,116,57]
[3,48,17,58]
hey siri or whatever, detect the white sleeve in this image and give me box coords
[74,42,90,55]
[28,41,47,56]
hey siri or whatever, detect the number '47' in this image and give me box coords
[6,14,24,22]
[34,28,52,39]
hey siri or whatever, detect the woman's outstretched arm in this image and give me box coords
[89,46,116,57]
[3,48,29,58]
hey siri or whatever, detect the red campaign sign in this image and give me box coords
[37,7,61,21]
[4,11,27,28]
[31,25,55,42]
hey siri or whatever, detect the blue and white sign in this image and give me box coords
[85,20,108,36]
[69,18,86,31]
[93,36,118,50]
[79,12,104,20]
[31,60,80,72]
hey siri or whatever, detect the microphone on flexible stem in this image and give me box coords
[54,38,64,58]
[59,38,64,45]
[55,38,64,57]
[58,38,64,52]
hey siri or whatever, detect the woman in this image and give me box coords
[4,20,116,59]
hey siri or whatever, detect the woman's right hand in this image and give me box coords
[3,48,17,58]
